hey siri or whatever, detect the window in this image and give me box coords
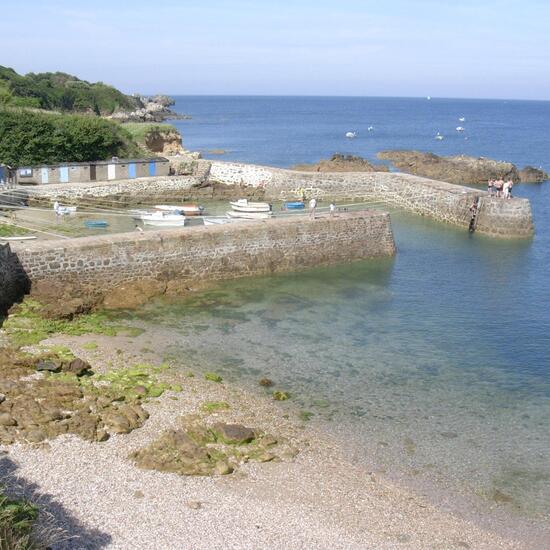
[18,168,32,177]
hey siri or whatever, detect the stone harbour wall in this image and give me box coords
[0,244,28,314]
[208,161,534,238]
[9,211,396,307]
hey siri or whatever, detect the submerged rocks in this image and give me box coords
[293,154,389,173]
[377,151,520,185]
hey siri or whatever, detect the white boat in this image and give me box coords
[230,199,271,213]
[203,217,236,226]
[345,131,357,139]
[55,205,77,215]
[130,209,153,219]
[367,126,374,131]
[226,211,272,220]
[140,212,187,227]
[155,204,204,216]
[427,96,431,100]
[435,132,444,140]
[456,126,465,132]
[0,235,37,241]
[459,117,466,122]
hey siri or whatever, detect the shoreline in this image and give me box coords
[1,324,547,548]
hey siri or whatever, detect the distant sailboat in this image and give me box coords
[345,131,357,139]
[435,132,444,140]
[459,117,466,122]
[456,126,465,132]
[427,96,432,100]
[367,126,374,131]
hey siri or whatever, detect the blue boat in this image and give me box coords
[84,220,109,228]
[284,201,305,210]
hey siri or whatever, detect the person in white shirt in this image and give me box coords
[329,202,336,217]
[309,197,317,219]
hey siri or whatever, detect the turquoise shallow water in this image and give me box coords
[124,184,549,523]
[124,96,550,526]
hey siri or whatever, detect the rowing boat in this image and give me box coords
[226,211,272,220]
[155,204,204,216]
[230,199,271,213]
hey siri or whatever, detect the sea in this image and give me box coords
[134,97,550,534]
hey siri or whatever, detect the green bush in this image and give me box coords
[0,108,145,166]
[0,491,39,549]
[0,66,138,115]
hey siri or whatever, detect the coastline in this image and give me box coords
[1,320,547,548]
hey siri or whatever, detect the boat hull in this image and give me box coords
[230,200,271,213]
[284,202,305,209]
[226,211,272,220]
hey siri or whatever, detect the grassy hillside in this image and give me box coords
[0,108,146,166]
[0,66,139,115]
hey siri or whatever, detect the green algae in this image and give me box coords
[201,401,230,413]
[204,372,223,383]
[273,391,290,401]
[299,410,313,421]
[3,299,143,348]
[82,342,99,351]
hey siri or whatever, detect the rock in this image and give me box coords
[518,166,548,183]
[0,413,16,426]
[211,423,256,445]
[133,490,145,499]
[23,428,47,443]
[102,403,148,434]
[0,394,5,404]
[186,500,202,510]
[254,452,276,463]
[293,154,389,173]
[213,461,234,475]
[65,358,92,377]
[377,151,519,185]
[36,360,61,373]
[259,378,274,387]
[273,391,290,401]
[102,279,167,309]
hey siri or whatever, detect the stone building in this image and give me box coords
[14,157,170,185]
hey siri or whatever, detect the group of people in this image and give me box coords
[488,179,514,199]
[307,197,336,219]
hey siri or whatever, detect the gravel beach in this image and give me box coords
[0,333,542,549]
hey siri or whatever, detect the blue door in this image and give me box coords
[59,166,69,183]
[128,163,137,178]
[148,161,156,176]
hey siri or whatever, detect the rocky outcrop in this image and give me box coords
[377,151,520,185]
[293,154,389,173]
[143,127,186,156]
[518,166,549,183]
[109,95,190,123]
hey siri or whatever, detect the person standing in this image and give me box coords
[503,180,511,199]
[329,202,336,217]
[309,197,317,219]
[487,179,494,195]
[508,179,514,198]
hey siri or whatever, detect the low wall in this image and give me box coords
[9,210,395,307]
[208,161,534,238]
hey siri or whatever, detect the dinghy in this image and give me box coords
[345,131,357,139]
[203,217,236,226]
[141,212,187,227]
[230,199,271,213]
[226,211,272,220]
[84,220,109,228]
[284,201,305,210]
[155,204,204,216]
[0,235,37,241]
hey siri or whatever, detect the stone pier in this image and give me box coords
[6,210,396,309]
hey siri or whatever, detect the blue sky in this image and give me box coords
[2,0,549,99]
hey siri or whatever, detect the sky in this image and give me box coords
[2,0,550,100]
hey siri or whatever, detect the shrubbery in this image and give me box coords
[0,109,145,166]
[0,66,138,115]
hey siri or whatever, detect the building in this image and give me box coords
[14,157,170,185]
[0,164,15,186]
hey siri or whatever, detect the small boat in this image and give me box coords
[427,96,431,100]
[435,132,444,140]
[141,212,187,227]
[0,235,37,241]
[203,217,236,226]
[226,211,272,220]
[130,209,153,219]
[230,199,271,213]
[345,131,357,139]
[155,204,204,216]
[456,126,465,132]
[367,126,374,131]
[56,205,77,215]
[84,220,109,228]
[284,201,305,210]
[459,117,466,122]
